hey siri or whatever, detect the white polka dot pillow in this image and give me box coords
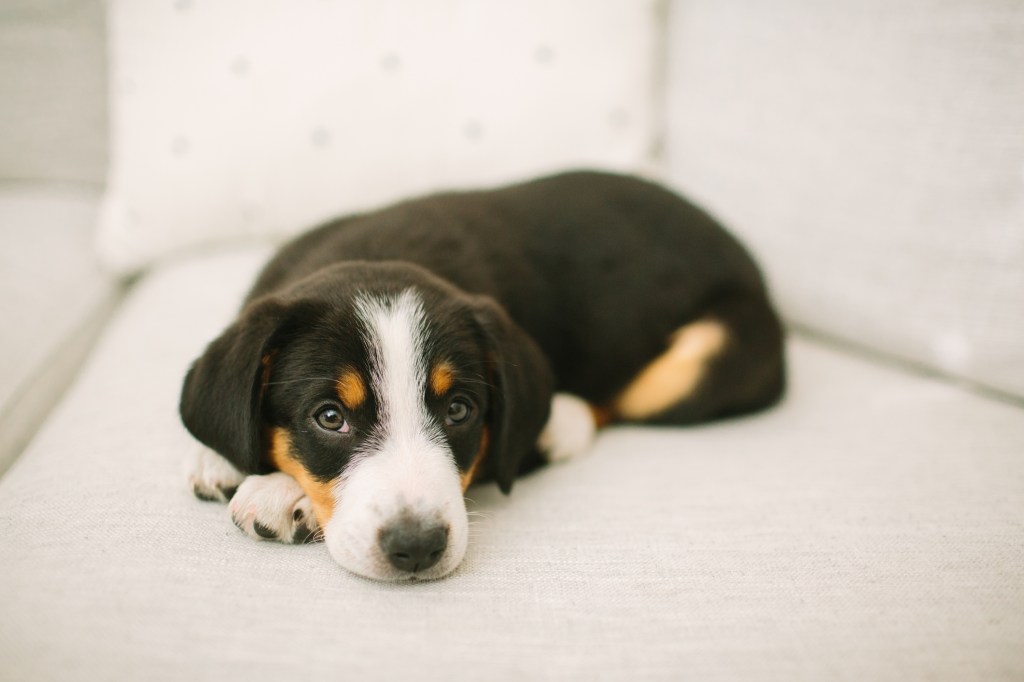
[98,0,661,274]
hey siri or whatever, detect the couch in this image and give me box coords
[2,1,1022,680]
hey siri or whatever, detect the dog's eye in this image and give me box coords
[445,398,472,426]
[314,406,350,433]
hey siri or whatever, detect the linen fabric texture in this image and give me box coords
[1,247,1021,681]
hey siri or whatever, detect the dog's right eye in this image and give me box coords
[445,398,472,426]
[314,406,350,433]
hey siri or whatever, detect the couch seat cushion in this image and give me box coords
[0,246,1021,681]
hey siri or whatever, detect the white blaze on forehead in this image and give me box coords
[325,288,467,581]
[355,289,443,449]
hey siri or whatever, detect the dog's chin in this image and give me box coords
[323,517,469,583]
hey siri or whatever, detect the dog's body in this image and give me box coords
[181,170,785,581]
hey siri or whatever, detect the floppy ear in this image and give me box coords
[179,297,289,473]
[472,297,554,494]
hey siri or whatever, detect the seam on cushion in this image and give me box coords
[0,284,126,479]
[790,322,1024,410]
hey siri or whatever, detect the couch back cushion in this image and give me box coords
[666,0,1024,398]
[97,0,660,274]
[0,0,107,186]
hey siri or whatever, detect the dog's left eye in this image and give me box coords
[314,406,350,433]
[445,398,472,426]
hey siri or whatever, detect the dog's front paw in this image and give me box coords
[538,393,597,463]
[228,473,320,544]
[187,446,246,502]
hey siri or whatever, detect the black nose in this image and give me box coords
[379,518,449,573]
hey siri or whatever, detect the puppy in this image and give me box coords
[181,170,785,581]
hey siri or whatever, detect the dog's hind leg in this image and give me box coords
[611,293,785,425]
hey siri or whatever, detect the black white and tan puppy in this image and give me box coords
[181,170,785,582]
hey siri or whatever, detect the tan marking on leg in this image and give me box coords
[269,428,337,525]
[336,369,366,410]
[460,427,489,491]
[590,404,615,429]
[430,361,455,397]
[614,319,728,420]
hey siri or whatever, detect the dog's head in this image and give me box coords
[180,262,553,581]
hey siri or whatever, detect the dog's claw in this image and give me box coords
[193,485,219,502]
[187,446,246,503]
[252,519,277,539]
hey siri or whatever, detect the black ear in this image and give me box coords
[179,297,289,473]
[472,297,554,494]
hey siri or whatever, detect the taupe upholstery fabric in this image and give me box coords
[1,247,1021,680]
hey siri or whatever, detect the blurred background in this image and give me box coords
[0,0,1022,463]
[2,3,1024,678]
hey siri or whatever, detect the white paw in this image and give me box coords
[538,393,597,463]
[187,445,246,503]
[228,472,320,544]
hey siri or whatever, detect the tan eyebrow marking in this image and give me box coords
[336,368,367,409]
[269,427,336,525]
[430,361,455,397]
